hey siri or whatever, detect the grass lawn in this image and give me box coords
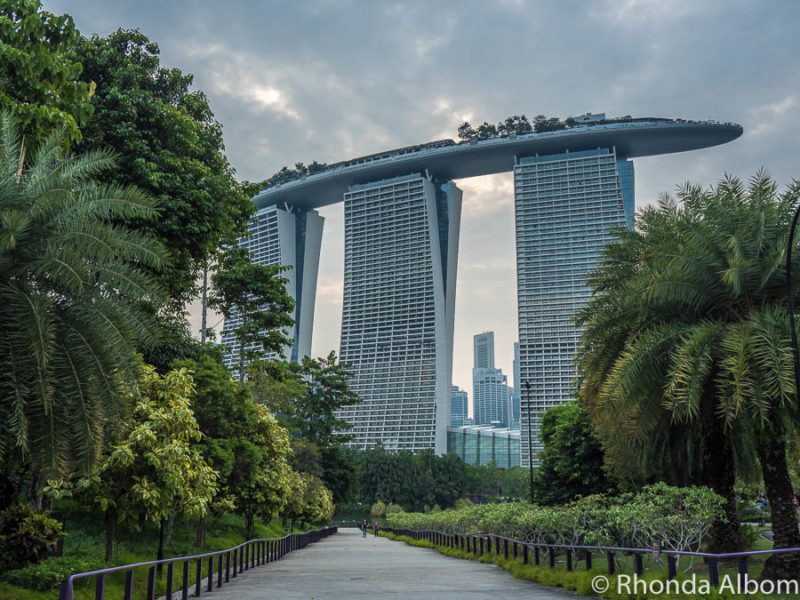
[0,500,288,600]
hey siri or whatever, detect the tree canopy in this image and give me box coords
[72,28,253,306]
[0,111,166,490]
[0,1,93,147]
[577,172,800,574]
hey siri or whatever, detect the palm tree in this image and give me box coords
[0,113,167,496]
[577,172,800,579]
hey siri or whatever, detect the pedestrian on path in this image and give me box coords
[361,519,368,538]
[373,521,380,537]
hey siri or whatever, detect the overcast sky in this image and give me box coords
[47,0,800,409]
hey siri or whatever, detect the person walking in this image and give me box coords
[373,521,380,537]
[361,519,368,538]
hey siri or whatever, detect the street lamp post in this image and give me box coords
[524,380,534,503]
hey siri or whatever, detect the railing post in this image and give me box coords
[182,560,190,600]
[195,558,202,596]
[585,551,592,571]
[207,556,214,592]
[523,544,529,564]
[634,553,643,576]
[96,573,106,600]
[232,548,238,577]
[667,555,677,580]
[59,582,68,600]
[147,565,156,600]
[606,552,615,576]
[708,558,719,588]
[124,570,134,600]
[166,563,174,598]
[738,557,748,579]
[225,551,231,582]
[217,554,223,588]
[566,549,572,571]
[534,546,540,566]
[548,548,555,568]
[504,538,509,559]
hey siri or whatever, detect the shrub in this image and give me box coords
[0,504,64,569]
[453,498,474,510]
[370,501,386,517]
[385,503,403,515]
[3,555,103,591]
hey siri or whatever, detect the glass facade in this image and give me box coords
[447,426,520,468]
[514,148,634,467]
[221,205,323,372]
[336,174,461,453]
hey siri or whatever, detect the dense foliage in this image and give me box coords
[388,483,725,561]
[72,28,254,307]
[0,1,93,147]
[577,173,800,575]
[532,401,612,505]
[0,112,166,495]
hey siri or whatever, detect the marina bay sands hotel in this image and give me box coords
[222,116,742,466]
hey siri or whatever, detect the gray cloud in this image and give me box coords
[47,0,800,400]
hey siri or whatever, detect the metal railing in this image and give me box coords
[58,526,337,600]
[382,527,799,587]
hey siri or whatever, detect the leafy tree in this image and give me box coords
[457,114,563,141]
[0,1,93,147]
[210,246,295,383]
[47,367,217,562]
[0,112,166,499]
[72,29,253,306]
[284,351,361,446]
[532,401,612,505]
[577,172,800,577]
[283,471,333,528]
[230,404,293,539]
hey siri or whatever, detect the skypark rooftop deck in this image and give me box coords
[253,118,742,210]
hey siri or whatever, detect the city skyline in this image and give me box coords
[48,0,800,404]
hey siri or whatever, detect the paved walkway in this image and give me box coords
[215,528,580,599]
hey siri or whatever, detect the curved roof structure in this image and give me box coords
[254,119,742,210]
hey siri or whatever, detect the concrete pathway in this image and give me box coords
[214,527,581,599]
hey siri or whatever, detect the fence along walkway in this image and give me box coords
[209,527,577,599]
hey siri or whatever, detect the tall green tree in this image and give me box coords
[0,112,166,501]
[532,401,612,505]
[72,29,253,307]
[47,367,217,562]
[577,172,800,577]
[210,246,295,383]
[284,351,360,446]
[0,1,93,147]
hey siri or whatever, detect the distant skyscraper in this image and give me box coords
[515,148,634,466]
[221,205,323,371]
[450,385,469,427]
[335,174,462,453]
[473,331,495,369]
[472,331,512,427]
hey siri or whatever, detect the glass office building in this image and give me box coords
[221,205,323,371]
[515,148,634,467]
[447,426,520,468]
[335,174,461,453]
[450,385,469,427]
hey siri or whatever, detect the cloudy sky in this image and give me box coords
[48,0,800,407]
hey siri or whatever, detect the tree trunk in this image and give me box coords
[701,416,745,552]
[157,518,166,572]
[165,510,175,546]
[104,509,117,563]
[238,303,247,385]
[201,265,208,344]
[196,515,207,547]
[757,427,800,581]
